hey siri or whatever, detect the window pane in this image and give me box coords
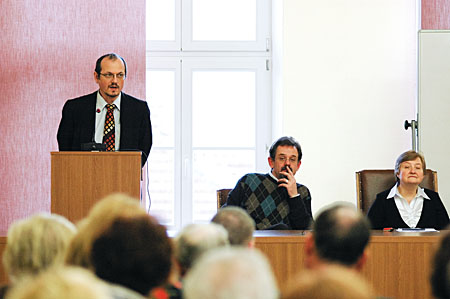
[146,70,175,147]
[147,0,175,41]
[192,0,256,41]
[192,150,255,222]
[192,71,256,147]
[148,149,175,225]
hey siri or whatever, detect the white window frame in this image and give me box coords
[146,0,273,231]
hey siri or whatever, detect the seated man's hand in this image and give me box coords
[278,166,299,198]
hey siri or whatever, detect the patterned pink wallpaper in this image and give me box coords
[422,0,450,29]
[0,0,145,233]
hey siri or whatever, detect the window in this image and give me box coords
[146,0,272,230]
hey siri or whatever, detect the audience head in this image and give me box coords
[174,223,229,276]
[91,214,172,296]
[305,203,371,271]
[5,267,111,299]
[211,206,255,247]
[183,247,278,299]
[65,193,147,268]
[281,265,373,299]
[431,229,450,299]
[2,213,76,282]
[394,150,426,184]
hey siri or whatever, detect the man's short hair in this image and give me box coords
[91,215,172,296]
[269,136,302,161]
[312,203,371,266]
[174,223,229,276]
[430,229,450,299]
[211,206,255,246]
[183,247,278,299]
[95,53,127,77]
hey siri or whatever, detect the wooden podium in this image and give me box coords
[51,151,141,223]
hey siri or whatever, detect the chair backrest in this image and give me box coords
[355,169,437,214]
[216,189,232,210]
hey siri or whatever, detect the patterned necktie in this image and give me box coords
[103,104,116,151]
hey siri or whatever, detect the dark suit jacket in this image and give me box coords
[367,188,449,229]
[57,91,152,166]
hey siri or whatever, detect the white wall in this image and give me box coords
[282,0,418,216]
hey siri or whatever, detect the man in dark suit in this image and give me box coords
[57,53,152,166]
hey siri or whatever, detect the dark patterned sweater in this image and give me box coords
[224,173,312,230]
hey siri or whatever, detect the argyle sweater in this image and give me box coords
[224,173,312,230]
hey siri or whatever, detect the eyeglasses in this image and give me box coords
[100,72,125,80]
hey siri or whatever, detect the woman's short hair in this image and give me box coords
[64,193,147,268]
[394,150,426,179]
[2,213,76,281]
[91,215,172,296]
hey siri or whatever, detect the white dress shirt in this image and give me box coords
[388,185,430,228]
[95,92,121,151]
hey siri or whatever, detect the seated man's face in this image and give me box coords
[269,145,301,179]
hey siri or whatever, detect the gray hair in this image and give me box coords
[3,213,76,281]
[212,207,255,246]
[183,247,278,299]
[174,223,229,276]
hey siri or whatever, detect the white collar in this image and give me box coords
[96,91,121,111]
[387,184,430,200]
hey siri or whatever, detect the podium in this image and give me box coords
[51,151,141,223]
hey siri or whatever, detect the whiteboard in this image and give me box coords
[418,30,450,213]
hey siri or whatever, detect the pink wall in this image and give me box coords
[422,0,450,29]
[0,0,145,234]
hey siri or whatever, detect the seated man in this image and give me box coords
[224,136,312,230]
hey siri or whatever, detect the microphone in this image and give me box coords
[80,107,106,151]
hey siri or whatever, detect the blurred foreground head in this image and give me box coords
[64,193,147,268]
[184,247,278,299]
[282,265,373,299]
[2,213,76,282]
[91,214,172,296]
[6,267,111,299]
[174,223,229,277]
[306,203,371,271]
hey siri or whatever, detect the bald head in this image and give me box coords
[312,204,371,266]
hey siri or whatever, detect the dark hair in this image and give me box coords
[431,229,450,299]
[91,215,172,295]
[269,136,302,161]
[95,53,127,78]
[313,204,371,266]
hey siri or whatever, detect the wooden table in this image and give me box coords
[254,230,442,299]
[0,230,443,298]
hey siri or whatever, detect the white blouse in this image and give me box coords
[387,185,430,228]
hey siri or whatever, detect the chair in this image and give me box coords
[355,169,437,214]
[216,189,232,210]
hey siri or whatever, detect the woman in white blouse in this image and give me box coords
[368,150,449,229]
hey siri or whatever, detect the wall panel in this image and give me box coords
[422,0,450,29]
[0,0,145,232]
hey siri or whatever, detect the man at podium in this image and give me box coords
[57,53,152,166]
